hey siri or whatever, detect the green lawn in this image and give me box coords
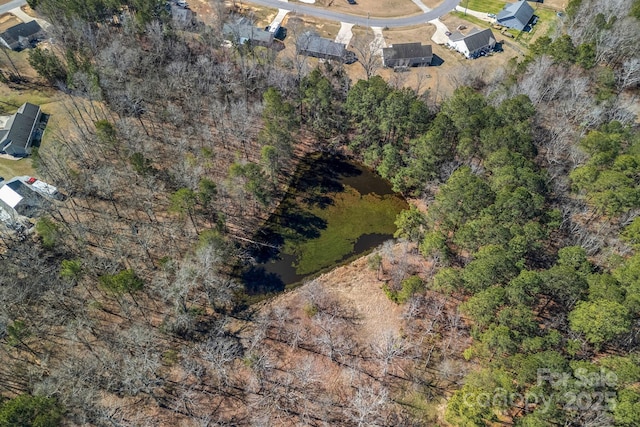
[459,0,507,14]
[516,7,558,44]
[451,11,492,29]
[0,158,35,181]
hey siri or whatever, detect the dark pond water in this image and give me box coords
[241,153,407,294]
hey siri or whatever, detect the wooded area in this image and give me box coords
[0,0,639,425]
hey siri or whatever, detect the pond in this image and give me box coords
[242,153,408,294]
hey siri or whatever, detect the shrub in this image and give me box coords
[384,275,425,304]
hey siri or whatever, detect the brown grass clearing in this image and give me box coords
[20,4,36,17]
[0,13,21,32]
[256,242,425,347]
[286,13,342,39]
[382,23,434,45]
[186,0,218,25]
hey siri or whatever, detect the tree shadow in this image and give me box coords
[293,154,362,209]
[241,153,365,293]
[242,266,285,295]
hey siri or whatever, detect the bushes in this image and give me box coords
[0,394,63,427]
[383,275,424,304]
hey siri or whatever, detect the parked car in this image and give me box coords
[488,13,496,18]
[347,0,356,4]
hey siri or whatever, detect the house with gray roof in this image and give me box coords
[223,21,274,47]
[297,32,348,62]
[0,103,44,159]
[170,5,195,27]
[447,28,496,59]
[496,1,535,31]
[0,177,61,228]
[0,21,43,51]
[382,43,432,68]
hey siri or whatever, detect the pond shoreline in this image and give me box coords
[239,152,408,297]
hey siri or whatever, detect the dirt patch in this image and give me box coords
[0,13,22,32]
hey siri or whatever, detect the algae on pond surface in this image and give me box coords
[243,154,408,294]
[289,186,406,275]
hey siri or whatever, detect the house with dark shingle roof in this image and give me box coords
[0,103,44,159]
[496,1,535,31]
[447,28,496,59]
[0,177,60,226]
[223,20,274,47]
[382,43,432,68]
[296,32,349,62]
[0,21,43,51]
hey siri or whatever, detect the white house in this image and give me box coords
[447,28,496,59]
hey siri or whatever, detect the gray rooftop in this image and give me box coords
[297,32,346,59]
[497,1,535,28]
[0,103,42,158]
[3,179,49,218]
[457,28,496,52]
[382,43,432,61]
[223,22,273,45]
[0,21,42,47]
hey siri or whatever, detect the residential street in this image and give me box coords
[244,0,461,28]
[0,0,26,16]
[2,0,461,30]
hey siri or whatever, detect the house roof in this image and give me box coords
[0,185,22,208]
[497,1,535,27]
[297,32,346,58]
[2,178,49,218]
[459,28,496,52]
[171,5,193,23]
[382,43,432,61]
[0,103,41,157]
[223,23,273,45]
[0,21,42,47]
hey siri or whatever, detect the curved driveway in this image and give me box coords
[244,0,461,27]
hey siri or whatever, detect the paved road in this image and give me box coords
[0,0,26,16]
[243,0,461,27]
[3,0,459,29]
